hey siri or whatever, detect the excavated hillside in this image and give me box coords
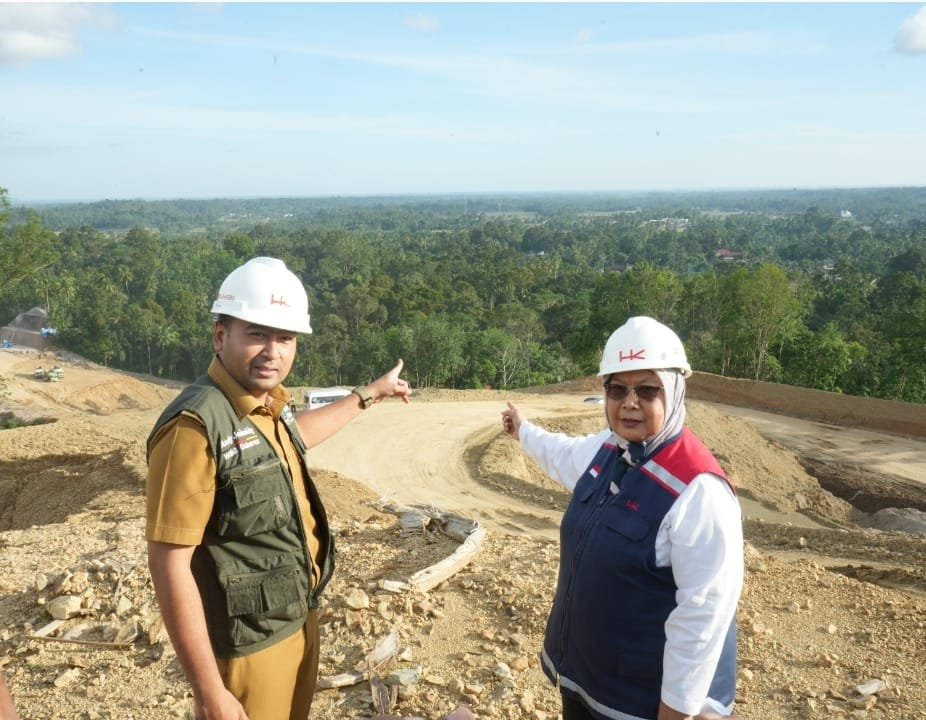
[1,345,925,720]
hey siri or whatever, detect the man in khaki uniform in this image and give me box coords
[147,257,410,720]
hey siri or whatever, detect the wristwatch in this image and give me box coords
[351,386,374,410]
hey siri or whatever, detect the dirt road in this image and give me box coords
[309,395,583,540]
[307,390,926,535]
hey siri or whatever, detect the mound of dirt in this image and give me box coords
[1,348,177,420]
[1,346,926,720]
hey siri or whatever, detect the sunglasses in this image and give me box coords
[602,382,664,403]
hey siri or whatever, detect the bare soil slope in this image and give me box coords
[1,346,925,720]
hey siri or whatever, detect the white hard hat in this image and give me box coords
[598,316,691,377]
[210,257,312,334]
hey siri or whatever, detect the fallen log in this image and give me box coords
[372,501,486,593]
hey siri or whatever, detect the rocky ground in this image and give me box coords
[1,346,925,720]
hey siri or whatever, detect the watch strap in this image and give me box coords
[351,386,374,410]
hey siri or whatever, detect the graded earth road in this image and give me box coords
[307,390,926,540]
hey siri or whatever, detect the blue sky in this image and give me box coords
[2,2,925,204]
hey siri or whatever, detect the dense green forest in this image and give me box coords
[2,185,925,403]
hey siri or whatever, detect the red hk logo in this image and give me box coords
[625,499,640,511]
[619,349,645,362]
[270,294,290,307]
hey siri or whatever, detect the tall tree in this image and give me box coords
[723,264,805,380]
[0,188,58,295]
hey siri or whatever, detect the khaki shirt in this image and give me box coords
[146,356,323,582]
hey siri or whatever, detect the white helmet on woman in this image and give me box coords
[598,316,691,378]
[210,257,313,334]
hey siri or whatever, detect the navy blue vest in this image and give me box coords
[541,428,737,720]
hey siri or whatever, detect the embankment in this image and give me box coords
[688,372,926,440]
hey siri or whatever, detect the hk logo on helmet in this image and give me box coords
[270,294,291,307]
[619,349,645,362]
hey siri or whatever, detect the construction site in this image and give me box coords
[1,339,925,719]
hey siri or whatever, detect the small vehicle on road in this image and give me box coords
[305,387,352,410]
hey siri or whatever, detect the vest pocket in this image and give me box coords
[601,506,652,541]
[225,565,309,646]
[216,460,292,537]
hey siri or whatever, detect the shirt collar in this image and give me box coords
[207,355,292,420]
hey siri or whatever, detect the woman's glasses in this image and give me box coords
[602,382,664,403]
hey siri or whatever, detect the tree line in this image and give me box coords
[2,186,924,403]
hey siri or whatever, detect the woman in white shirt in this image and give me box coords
[502,316,743,720]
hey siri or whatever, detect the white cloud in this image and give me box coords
[894,6,926,53]
[404,14,441,33]
[575,28,596,45]
[0,29,79,63]
[0,3,117,65]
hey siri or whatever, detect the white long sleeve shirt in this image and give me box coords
[520,421,744,716]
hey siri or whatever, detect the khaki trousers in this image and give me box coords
[216,609,320,720]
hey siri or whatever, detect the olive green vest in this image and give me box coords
[148,376,334,658]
